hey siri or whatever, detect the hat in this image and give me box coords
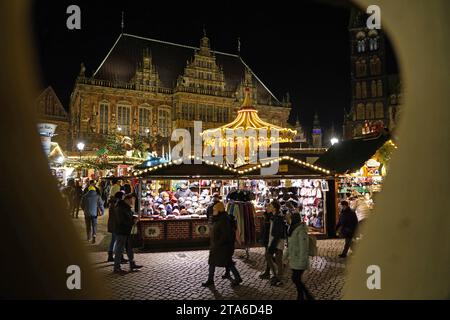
[158,204,165,209]
[192,202,199,208]
[88,186,96,191]
[195,208,203,215]
[172,209,180,215]
[192,196,198,202]
[187,208,194,214]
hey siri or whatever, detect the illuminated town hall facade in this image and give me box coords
[69,32,292,152]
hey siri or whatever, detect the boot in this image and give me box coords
[91,236,96,244]
[201,279,214,287]
[107,252,114,262]
[129,261,143,270]
[231,276,243,286]
[120,256,129,264]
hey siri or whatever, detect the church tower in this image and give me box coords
[312,112,322,148]
[293,113,307,146]
[344,8,388,139]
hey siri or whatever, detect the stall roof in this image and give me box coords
[314,133,390,174]
[133,157,239,179]
[237,156,333,180]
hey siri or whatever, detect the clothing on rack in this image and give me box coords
[226,201,256,246]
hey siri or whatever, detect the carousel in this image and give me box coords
[201,88,297,166]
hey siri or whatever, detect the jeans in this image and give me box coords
[265,248,283,279]
[84,215,98,240]
[114,235,134,271]
[209,262,241,281]
[342,237,353,256]
[108,233,117,253]
[291,269,313,300]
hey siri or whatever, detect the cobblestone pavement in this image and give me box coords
[88,240,347,300]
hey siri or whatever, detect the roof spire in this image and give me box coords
[242,87,254,109]
[121,11,124,33]
[203,24,206,37]
[237,37,241,54]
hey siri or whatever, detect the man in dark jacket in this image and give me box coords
[259,209,273,279]
[336,200,359,258]
[107,191,126,262]
[202,201,242,287]
[113,194,142,274]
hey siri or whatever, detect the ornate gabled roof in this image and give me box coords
[91,33,282,106]
[36,86,68,119]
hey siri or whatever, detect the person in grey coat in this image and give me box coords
[284,211,314,300]
[81,185,104,244]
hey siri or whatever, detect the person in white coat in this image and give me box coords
[284,211,314,300]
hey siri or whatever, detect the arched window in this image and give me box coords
[117,104,131,135]
[375,57,382,74]
[99,102,109,134]
[357,103,365,120]
[356,82,362,99]
[361,59,367,76]
[371,80,377,98]
[366,103,374,119]
[158,107,171,137]
[139,106,152,136]
[362,82,367,98]
[377,80,383,97]
[375,102,384,119]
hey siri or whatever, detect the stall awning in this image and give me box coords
[314,133,390,174]
[133,158,239,180]
[237,156,333,179]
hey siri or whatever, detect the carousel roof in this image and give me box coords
[201,89,296,142]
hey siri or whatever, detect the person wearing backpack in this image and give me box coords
[265,199,286,286]
[284,211,314,300]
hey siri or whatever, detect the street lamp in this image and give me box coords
[77,142,85,160]
[330,137,339,146]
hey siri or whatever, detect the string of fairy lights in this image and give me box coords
[132,155,332,177]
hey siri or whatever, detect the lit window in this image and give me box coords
[139,107,151,136]
[99,103,109,134]
[117,105,131,135]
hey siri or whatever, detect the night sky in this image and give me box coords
[32,0,399,139]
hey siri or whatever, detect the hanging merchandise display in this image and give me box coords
[226,201,257,246]
[240,179,329,234]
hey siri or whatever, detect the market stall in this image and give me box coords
[133,158,241,249]
[236,156,335,237]
[315,133,397,222]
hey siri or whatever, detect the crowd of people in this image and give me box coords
[60,177,360,300]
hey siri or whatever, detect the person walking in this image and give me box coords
[107,191,127,263]
[206,193,221,224]
[113,194,142,274]
[258,205,273,279]
[221,210,242,285]
[336,200,359,258]
[72,180,83,218]
[264,199,286,286]
[202,201,242,287]
[284,211,314,300]
[109,178,121,199]
[81,184,104,244]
